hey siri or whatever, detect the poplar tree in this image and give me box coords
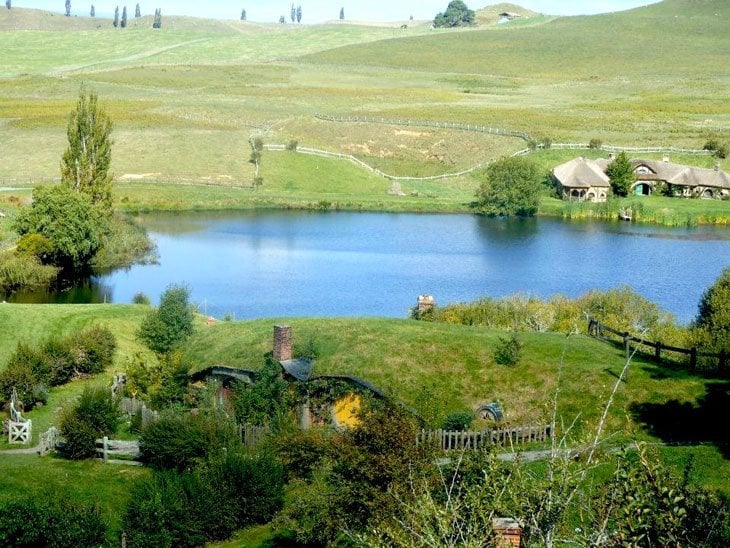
[65,0,71,16]
[113,5,119,27]
[296,4,302,23]
[90,4,95,17]
[340,7,344,20]
[152,8,161,28]
[290,3,295,23]
[240,8,246,21]
[6,1,11,10]
[121,5,127,27]
[135,3,140,17]
[60,89,114,214]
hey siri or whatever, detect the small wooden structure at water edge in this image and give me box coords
[6,388,32,444]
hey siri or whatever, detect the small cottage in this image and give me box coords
[552,157,610,202]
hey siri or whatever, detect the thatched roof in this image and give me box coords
[553,157,610,188]
[595,157,730,189]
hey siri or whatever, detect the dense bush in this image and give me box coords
[139,410,239,470]
[0,326,117,409]
[433,0,475,28]
[473,156,543,217]
[137,284,195,354]
[493,333,522,366]
[442,410,473,431]
[232,357,290,426]
[691,267,730,355]
[59,385,120,460]
[0,250,58,293]
[0,492,106,547]
[271,427,330,481]
[132,291,151,305]
[122,449,284,547]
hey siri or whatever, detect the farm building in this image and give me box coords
[552,157,610,202]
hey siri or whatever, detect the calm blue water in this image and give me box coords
[10,211,730,324]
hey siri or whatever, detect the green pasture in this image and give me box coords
[0,1,727,195]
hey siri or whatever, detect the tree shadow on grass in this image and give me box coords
[630,381,730,458]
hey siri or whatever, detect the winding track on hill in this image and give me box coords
[45,37,210,76]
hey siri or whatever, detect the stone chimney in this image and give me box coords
[492,518,522,548]
[663,155,670,163]
[273,325,292,362]
[417,294,435,314]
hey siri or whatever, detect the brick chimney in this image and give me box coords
[492,518,522,548]
[417,294,435,314]
[273,325,292,362]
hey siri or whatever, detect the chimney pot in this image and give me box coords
[492,518,522,548]
[273,325,293,362]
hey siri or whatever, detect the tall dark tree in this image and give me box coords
[60,88,114,213]
[135,2,140,17]
[152,7,161,28]
[90,4,95,17]
[240,8,246,21]
[113,5,119,27]
[6,0,11,10]
[296,4,302,23]
[279,15,286,24]
[65,0,71,16]
[137,284,195,355]
[290,3,295,22]
[121,5,127,27]
[605,151,635,197]
[693,267,730,355]
[339,7,344,20]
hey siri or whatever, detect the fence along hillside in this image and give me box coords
[417,424,552,451]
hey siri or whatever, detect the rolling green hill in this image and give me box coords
[0,0,727,211]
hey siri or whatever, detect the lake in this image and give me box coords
[8,211,730,324]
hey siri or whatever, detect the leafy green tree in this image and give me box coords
[90,4,94,17]
[433,1,475,28]
[290,2,295,22]
[279,15,286,24]
[61,89,114,212]
[240,8,246,21]
[232,358,289,425]
[692,267,730,355]
[606,151,635,197]
[13,185,109,271]
[65,0,71,16]
[137,284,195,355]
[113,6,119,27]
[121,5,127,28]
[473,156,542,216]
[296,4,302,23]
[135,2,140,17]
[5,0,11,10]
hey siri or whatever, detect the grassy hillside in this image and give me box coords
[0,0,727,195]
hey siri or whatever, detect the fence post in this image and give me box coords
[720,352,727,372]
[655,342,662,362]
[103,436,109,462]
[690,348,697,370]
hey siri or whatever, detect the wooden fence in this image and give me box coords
[120,398,159,427]
[588,318,727,372]
[238,423,270,448]
[417,424,552,451]
[97,437,141,462]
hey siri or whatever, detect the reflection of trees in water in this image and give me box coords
[474,215,539,243]
[7,277,114,305]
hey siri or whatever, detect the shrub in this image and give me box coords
[442,411,473,431]
[232,358,289,426]
[0,492,106,547]
[73,325,117,374]
[59,386,120,459]
[473,156,542,217]
[0,359,40,409]
[493,333,522,366]
[132,291,151,305]
[691,267,730,355]
[41,336,77,385]
[137,284,195,355]
[0,250,58,293]
[15,232,54,261]
[589,138,603,150]
[285,139,298,151]
[139,410,239,471]
[272,427,330,481]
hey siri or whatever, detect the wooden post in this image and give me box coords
[655,342,662,362]
[719,352,727,371]
[103,436,109,462]
[690,348,697,370]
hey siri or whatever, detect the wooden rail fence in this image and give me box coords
[239,423,269,448]
[588,318,727,372]
[97,437,141,462]
[417,424,552,451]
